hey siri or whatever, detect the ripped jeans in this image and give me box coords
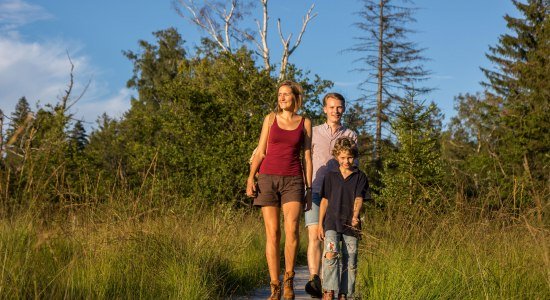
[321,230,358,295]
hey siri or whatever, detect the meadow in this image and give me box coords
[1,195,548,299]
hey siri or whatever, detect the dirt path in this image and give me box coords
[234,265,315,299]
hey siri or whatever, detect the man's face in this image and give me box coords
[323,97,345,124]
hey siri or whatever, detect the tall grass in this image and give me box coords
[0,201,268,299]
[356,208,550,299]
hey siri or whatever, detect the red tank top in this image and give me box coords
[259,116,305,176]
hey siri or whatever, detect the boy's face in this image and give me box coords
[336,150,355,170]
[323,97,345,124]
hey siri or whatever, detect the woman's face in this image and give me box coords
[278,86,295,111]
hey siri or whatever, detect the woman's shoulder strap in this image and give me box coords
[268,112,276,127]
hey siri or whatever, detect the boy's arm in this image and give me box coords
[317,197,328,240]
[351,196,363,228]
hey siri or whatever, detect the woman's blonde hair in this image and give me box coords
[332,137,358,158]
[276,80,304,113]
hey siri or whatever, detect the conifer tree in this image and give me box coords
[7,97,32,142]
[380,92,443,208]
[349,0,432,164]
[4,97,33,167]
[480,0,549,213]
[68,120,87,152]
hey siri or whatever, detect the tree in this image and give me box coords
[443,92,506,209]
[480,0,549,217]
[379,92,443,209]
[6,97,32,149]
[172,0,317,79]
[349,0,432,164]
[123,27,187,111]
[68,120,87,152]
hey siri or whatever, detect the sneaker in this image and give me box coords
[337,293,347,300]
[305,274,322,298]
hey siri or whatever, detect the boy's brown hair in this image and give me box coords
[332,137,358,158]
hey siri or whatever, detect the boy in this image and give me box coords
[318,137,370,300]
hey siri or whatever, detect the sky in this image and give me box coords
[0,0,519,130]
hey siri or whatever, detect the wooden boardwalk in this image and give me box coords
[233,265,316,299]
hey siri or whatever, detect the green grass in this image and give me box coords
[0,203,268,299]
[1,200,548,299]
[356,210,550,299]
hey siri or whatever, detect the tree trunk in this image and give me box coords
[374,0,384,163]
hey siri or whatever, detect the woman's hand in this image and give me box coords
[246,177,257,198]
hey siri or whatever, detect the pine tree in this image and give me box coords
[7,97,32,143]
[480,0,549,215]
[4,97,33,167]
[349,0,432,164]
[380,91,443,209]
[481,0,549,175]
[68,120,87,152]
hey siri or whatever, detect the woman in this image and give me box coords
[246,80,313,300]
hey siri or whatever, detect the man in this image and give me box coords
[305,93,357,298]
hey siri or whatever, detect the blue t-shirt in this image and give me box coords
[320,168,371,236]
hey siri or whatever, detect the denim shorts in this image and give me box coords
[304,192,322,226]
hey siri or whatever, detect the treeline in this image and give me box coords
[0,1,548,221]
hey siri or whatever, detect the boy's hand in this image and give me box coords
[351,217,360,228]
[317,225,325,241]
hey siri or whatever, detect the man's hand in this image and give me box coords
[304,190,312,211]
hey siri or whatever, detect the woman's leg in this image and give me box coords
[282,201,302,272]
[262,206,281,282]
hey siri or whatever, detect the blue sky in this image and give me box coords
[0,0,518,129]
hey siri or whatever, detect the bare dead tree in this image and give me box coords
[60,52,90,114]
[172,0,317,79]
[348,0,432,164]
[276,4,317,80]
[0,110,3,159]
[173,0,242,53]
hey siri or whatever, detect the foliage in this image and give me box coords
[379,92,444,209]
[349,0,432,162]
[445,0,549,214]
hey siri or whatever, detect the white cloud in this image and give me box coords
[0,36,91,112]
[0,35,132,126]
[0,0,52,32]
[0,1,131,129]
[76,87,133,124]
